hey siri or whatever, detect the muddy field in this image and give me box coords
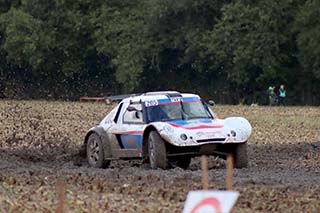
[0,100,320,212]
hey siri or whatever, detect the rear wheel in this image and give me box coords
[86,133,110,168]
[148,131,168,169]
[233,143,248,168]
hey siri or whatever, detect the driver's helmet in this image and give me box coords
[149,106,167,121]
[164,104,180,119]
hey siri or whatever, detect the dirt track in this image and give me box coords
[0,101,320,212]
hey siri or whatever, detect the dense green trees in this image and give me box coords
[0,0,319,104]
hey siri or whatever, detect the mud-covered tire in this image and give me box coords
[233,143,248,168]
[169,156,191,170]
[148,131,168,169]
[86,133,110,168]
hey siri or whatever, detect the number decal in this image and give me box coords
[145,100,159,107]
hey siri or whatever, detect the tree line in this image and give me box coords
[0,0,319,105]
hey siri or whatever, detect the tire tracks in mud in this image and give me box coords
[0,101,319,212]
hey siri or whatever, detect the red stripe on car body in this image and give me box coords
[169,123,223,129]
[116,131,143,135]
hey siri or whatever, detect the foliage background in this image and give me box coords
[0,0,319,105]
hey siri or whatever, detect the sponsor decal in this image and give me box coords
[170,97,182,102]
[145,97,201,107]
[163,125,174,134]
[196,131,221,137]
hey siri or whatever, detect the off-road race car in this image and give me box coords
[83,91,252,169]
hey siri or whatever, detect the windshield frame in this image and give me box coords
[145,98,214,123]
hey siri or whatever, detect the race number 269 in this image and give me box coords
[145,100,159,107]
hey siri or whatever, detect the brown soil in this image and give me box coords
[0,101,319,212]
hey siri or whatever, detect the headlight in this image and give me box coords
[231,130,236,137]
[180,134,187,141]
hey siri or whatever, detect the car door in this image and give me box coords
[108,102,145,150]
[102,102,126,151]
[119,103,144,149]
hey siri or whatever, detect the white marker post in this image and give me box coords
[183,155,239,213]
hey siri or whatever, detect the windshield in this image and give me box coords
[146,101,212,122]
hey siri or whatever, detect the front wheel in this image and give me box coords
[148,131,168,169]
[86,133,110,168]
[233,143,248,168]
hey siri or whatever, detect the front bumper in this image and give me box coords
[166,142,246,157]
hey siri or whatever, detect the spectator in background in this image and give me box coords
[268,86,276,106]
[278,84,286,106]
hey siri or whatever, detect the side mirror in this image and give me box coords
[127,105,142,112]
[207,100,215,106]
[135,111,141,119]
[127,106,139,112]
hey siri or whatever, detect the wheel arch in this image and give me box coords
[142,125,158,158]
[81,127,112,159]
[80,130,95,157]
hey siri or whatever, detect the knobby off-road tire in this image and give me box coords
[148,131,168,169]
[86,133,110,168]
[233,143,248,168]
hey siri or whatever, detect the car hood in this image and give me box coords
[166,118,224,130]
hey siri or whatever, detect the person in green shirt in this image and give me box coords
[278,84,286,106]
[268,86,276,106]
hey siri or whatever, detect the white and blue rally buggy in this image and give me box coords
[83,91,252,169]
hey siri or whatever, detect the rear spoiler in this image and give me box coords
[80,94,139,105]
[105,94,139,105]
[79,97,104,102]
